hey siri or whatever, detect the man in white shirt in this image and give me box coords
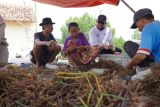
[89,15,122,54]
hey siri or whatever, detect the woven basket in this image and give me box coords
[99,54,131,66]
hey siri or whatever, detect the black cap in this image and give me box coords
[97,15,107,23]
[131,8,152,29]
[39,17,55,26]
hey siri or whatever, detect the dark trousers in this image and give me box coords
[30,45,53,66]
[123,41,154,68]
[100,47,122,54]
[115,47,122,53]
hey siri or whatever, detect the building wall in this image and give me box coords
[5,21,36,59]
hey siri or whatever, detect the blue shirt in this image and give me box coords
[138,20,160,63]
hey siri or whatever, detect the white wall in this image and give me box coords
[5,21,35,59]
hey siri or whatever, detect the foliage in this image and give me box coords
[59,13,96,43]
[59,13,125,52]
[107,22,125,52]
[114,36,125,52]
[131,29,140,40]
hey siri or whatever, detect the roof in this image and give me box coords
[0,3,35,22]
[33,0,119,8]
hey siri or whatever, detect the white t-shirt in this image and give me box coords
[89,25,115,50]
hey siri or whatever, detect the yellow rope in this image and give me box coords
[87,88,93,104]
[56,71,103,106]
[57,75,86,79]
[56,72,96,79]
[95,95,103,107]
[85,75,93,89]
[94,75,102,93]
[78,97,88,107]
[100,85,106,93]
[85,75,94,104]
[56,72,95,76]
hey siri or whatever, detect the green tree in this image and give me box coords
[107,22,125,52]
[131,29,140,40]
[106,21,116,38]
[114,36,125,52]
[59,13,125,52]
[59,13,96,43]
[60,25,69,44]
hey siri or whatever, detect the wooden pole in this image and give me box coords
[34,2,37,32]
[121,0,135,13]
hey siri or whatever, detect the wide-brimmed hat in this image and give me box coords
[39,17,55,26]
[131,8,153,29]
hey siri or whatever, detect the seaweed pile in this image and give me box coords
[0,61,160,107]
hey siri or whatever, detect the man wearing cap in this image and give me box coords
[89,15,122,54]
[124,8,160,69]
[30,17,61,68]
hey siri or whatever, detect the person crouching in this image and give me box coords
[62,22,99,68]
[30,17,61,68]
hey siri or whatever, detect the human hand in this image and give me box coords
[45,40,54,46]
[85,45,90,50]
[114,51,121,55]
[77,45,84,49]
[126,63,133,69]
[93,45,101,49]
[66,47,75,53]
[104,44,112,49]
[48,40,56,50]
